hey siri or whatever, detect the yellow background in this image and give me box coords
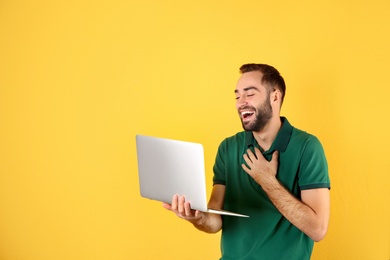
[1,0,389,259]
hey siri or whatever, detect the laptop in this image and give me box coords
[135,135,249,217]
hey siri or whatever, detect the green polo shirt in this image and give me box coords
[213,117,330,260]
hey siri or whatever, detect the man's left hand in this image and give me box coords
[242,148,279,187]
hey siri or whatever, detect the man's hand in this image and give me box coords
[162,194,205,225]
[242,148,279,187]
[162,186,224,234]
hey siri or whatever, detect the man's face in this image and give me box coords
[235,71,273,132]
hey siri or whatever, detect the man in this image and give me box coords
[163,63,331,259]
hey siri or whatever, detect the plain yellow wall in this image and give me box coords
[1,0,389,259]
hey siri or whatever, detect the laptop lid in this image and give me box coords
[135,134,209,212]
[135,134,249,218]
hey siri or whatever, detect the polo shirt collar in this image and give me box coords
[245,117,293,154]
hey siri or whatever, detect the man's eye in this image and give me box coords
[235,96,240,100]
[247,94,254,97]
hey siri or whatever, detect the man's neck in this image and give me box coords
[252,117,282,151]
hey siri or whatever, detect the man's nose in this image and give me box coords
[236,96,248,107]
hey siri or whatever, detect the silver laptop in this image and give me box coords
[135,135,248,217]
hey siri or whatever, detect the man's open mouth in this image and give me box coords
[241,111,255,121]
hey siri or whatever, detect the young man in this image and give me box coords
[163,64,331,259]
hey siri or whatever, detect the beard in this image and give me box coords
[241,95,273,132]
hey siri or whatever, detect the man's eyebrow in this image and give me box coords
[234,86,259,93]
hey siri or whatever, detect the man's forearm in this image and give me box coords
[261,178,327,241]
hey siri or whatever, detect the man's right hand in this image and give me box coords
[163,185,224,234]
[162,194,205,225]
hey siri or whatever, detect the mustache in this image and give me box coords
[238,105,256,111]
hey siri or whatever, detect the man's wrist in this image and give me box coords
[261,176,281,193]
[191,213,205,227]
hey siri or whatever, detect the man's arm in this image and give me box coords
[162,184,224,234]
[242,148,330,242]
[259,180,329,242]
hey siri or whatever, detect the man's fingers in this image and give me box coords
[171,194,179,210]
[178,195,186,214]
[162,202,172,210]
[164,195,203,224]
[273,150,279,160]
[165,194,200,220]
[245,149,254,162]
[241,163,251,173]
[243,153,251,165]
[271,151,279,167]
[184,201,192,216]
[245,148,261,163]
[253,147,261,159]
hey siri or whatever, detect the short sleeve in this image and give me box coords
[213,139,227,186]
[298,136,331,190]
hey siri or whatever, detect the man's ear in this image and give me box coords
[272,89,281,104]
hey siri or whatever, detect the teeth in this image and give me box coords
[241,111,253,116]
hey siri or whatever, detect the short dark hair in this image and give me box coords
[239,63,286,105]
